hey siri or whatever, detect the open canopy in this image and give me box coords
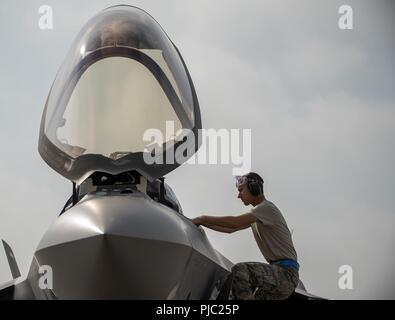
[39,5,201,183]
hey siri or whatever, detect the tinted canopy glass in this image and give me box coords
[39,5,201,183]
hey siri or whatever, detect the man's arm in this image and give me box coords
[201,224,238,233]
[192,213,257,233]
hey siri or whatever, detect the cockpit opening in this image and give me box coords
[60,170,183,216]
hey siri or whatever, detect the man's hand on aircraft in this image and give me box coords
[191,215,206,226]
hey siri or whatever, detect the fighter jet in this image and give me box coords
[0,5,320,300]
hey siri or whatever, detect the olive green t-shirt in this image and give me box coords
[250,200,298,263]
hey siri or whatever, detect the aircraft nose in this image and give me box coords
[34,194,194,299]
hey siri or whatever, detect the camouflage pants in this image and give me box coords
[228,262,299,300]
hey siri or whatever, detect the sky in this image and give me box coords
[0,0,394,299]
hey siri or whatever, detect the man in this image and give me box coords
[192,172,299,300]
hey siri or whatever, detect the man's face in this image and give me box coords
[237,184,253,205]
